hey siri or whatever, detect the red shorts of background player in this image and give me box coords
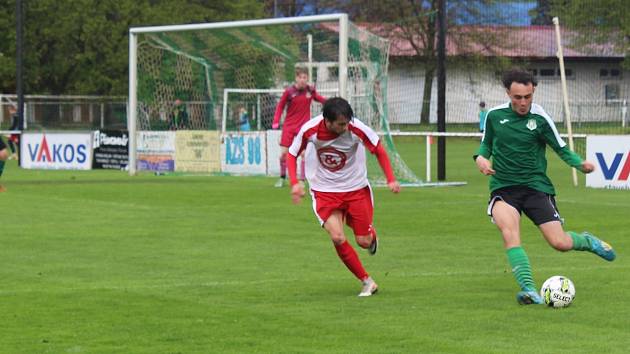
[280,128,299,148]
[311,186,374,236]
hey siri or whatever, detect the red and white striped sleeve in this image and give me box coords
[287,117,320,186]
[288,117,321,157]
[348,118,380,153]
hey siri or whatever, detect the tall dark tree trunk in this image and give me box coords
[420,66,435,124]
[419,0,438,125]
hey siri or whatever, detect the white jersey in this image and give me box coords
[288,115,380,192]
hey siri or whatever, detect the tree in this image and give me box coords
[263,0,315,17]
[530,0,554,25]
[314,0,514,125]
[313,0,440,124]
[550,0,629,66]
[0,0,265,95]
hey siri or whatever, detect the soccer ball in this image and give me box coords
[540,275,576,308]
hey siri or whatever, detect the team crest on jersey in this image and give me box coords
[526,119,537,130]
[317,147,347,172]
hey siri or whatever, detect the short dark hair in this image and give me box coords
[502,68,538,89]
[295,67,308,76]
[479,101,486,108]
[322,97,353,122]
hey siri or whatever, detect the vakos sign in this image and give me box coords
[20,133,93,170]
[586,135,630,190]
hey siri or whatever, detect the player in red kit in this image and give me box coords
[272,67,327,187]
[287,97,400,297]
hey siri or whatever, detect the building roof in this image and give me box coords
[335,23,624,59]
[390,26,624,59]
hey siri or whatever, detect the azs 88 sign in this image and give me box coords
[221,132,266,175]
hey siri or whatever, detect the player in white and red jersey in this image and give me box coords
[272,67,327,187]
[287,97,400,297]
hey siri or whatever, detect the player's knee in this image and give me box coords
[329,232,346,245]
[0,149,8,161]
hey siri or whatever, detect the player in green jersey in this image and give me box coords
[474,68,616,305]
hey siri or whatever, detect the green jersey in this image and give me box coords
[474,102,583,195]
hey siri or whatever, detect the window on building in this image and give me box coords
[605,84,620,102]
[601,67,621,79]
[540,68,555,77]
[558,68,573,77]
[532,67,573,80]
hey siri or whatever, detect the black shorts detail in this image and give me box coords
[0,137,6,151]
[488,186,562,226]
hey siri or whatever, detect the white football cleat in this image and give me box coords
[358,277,378,297]
[274,178,284,188]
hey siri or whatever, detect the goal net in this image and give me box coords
[129,14,422,185]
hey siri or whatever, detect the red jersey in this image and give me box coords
[273,85,326,132]
[289,115,381,192]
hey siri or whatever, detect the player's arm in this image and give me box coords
[541,120,594,173]
[286,153,305,203]
[351,119,400,193]
[474,113,495,175]
[272,89,290,129]
[287,128,308,203]
[312,87,327,104]
[373,142,400,193]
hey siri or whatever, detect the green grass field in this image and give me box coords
[1,138,628,353]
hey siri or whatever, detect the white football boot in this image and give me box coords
[358,277,378,297]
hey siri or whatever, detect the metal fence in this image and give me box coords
[1,95,127,131]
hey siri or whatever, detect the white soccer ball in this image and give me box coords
[540,275,576,308]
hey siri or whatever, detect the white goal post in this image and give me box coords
[128,14,351,176]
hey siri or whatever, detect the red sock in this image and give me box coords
[279,155,287,178]
[334,241,368,281]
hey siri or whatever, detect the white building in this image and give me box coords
[384,26,628,125]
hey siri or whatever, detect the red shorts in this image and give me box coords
[311,186,374,236]
[280,128,298,148]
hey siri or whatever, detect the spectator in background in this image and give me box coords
[0,130,9,192]
[236,105,251,131]
[7,105,20,160]
[169,99,189,130]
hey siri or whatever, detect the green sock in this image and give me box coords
[506,246,536,292]
[569,231,591,251]
[0,160,5,177]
